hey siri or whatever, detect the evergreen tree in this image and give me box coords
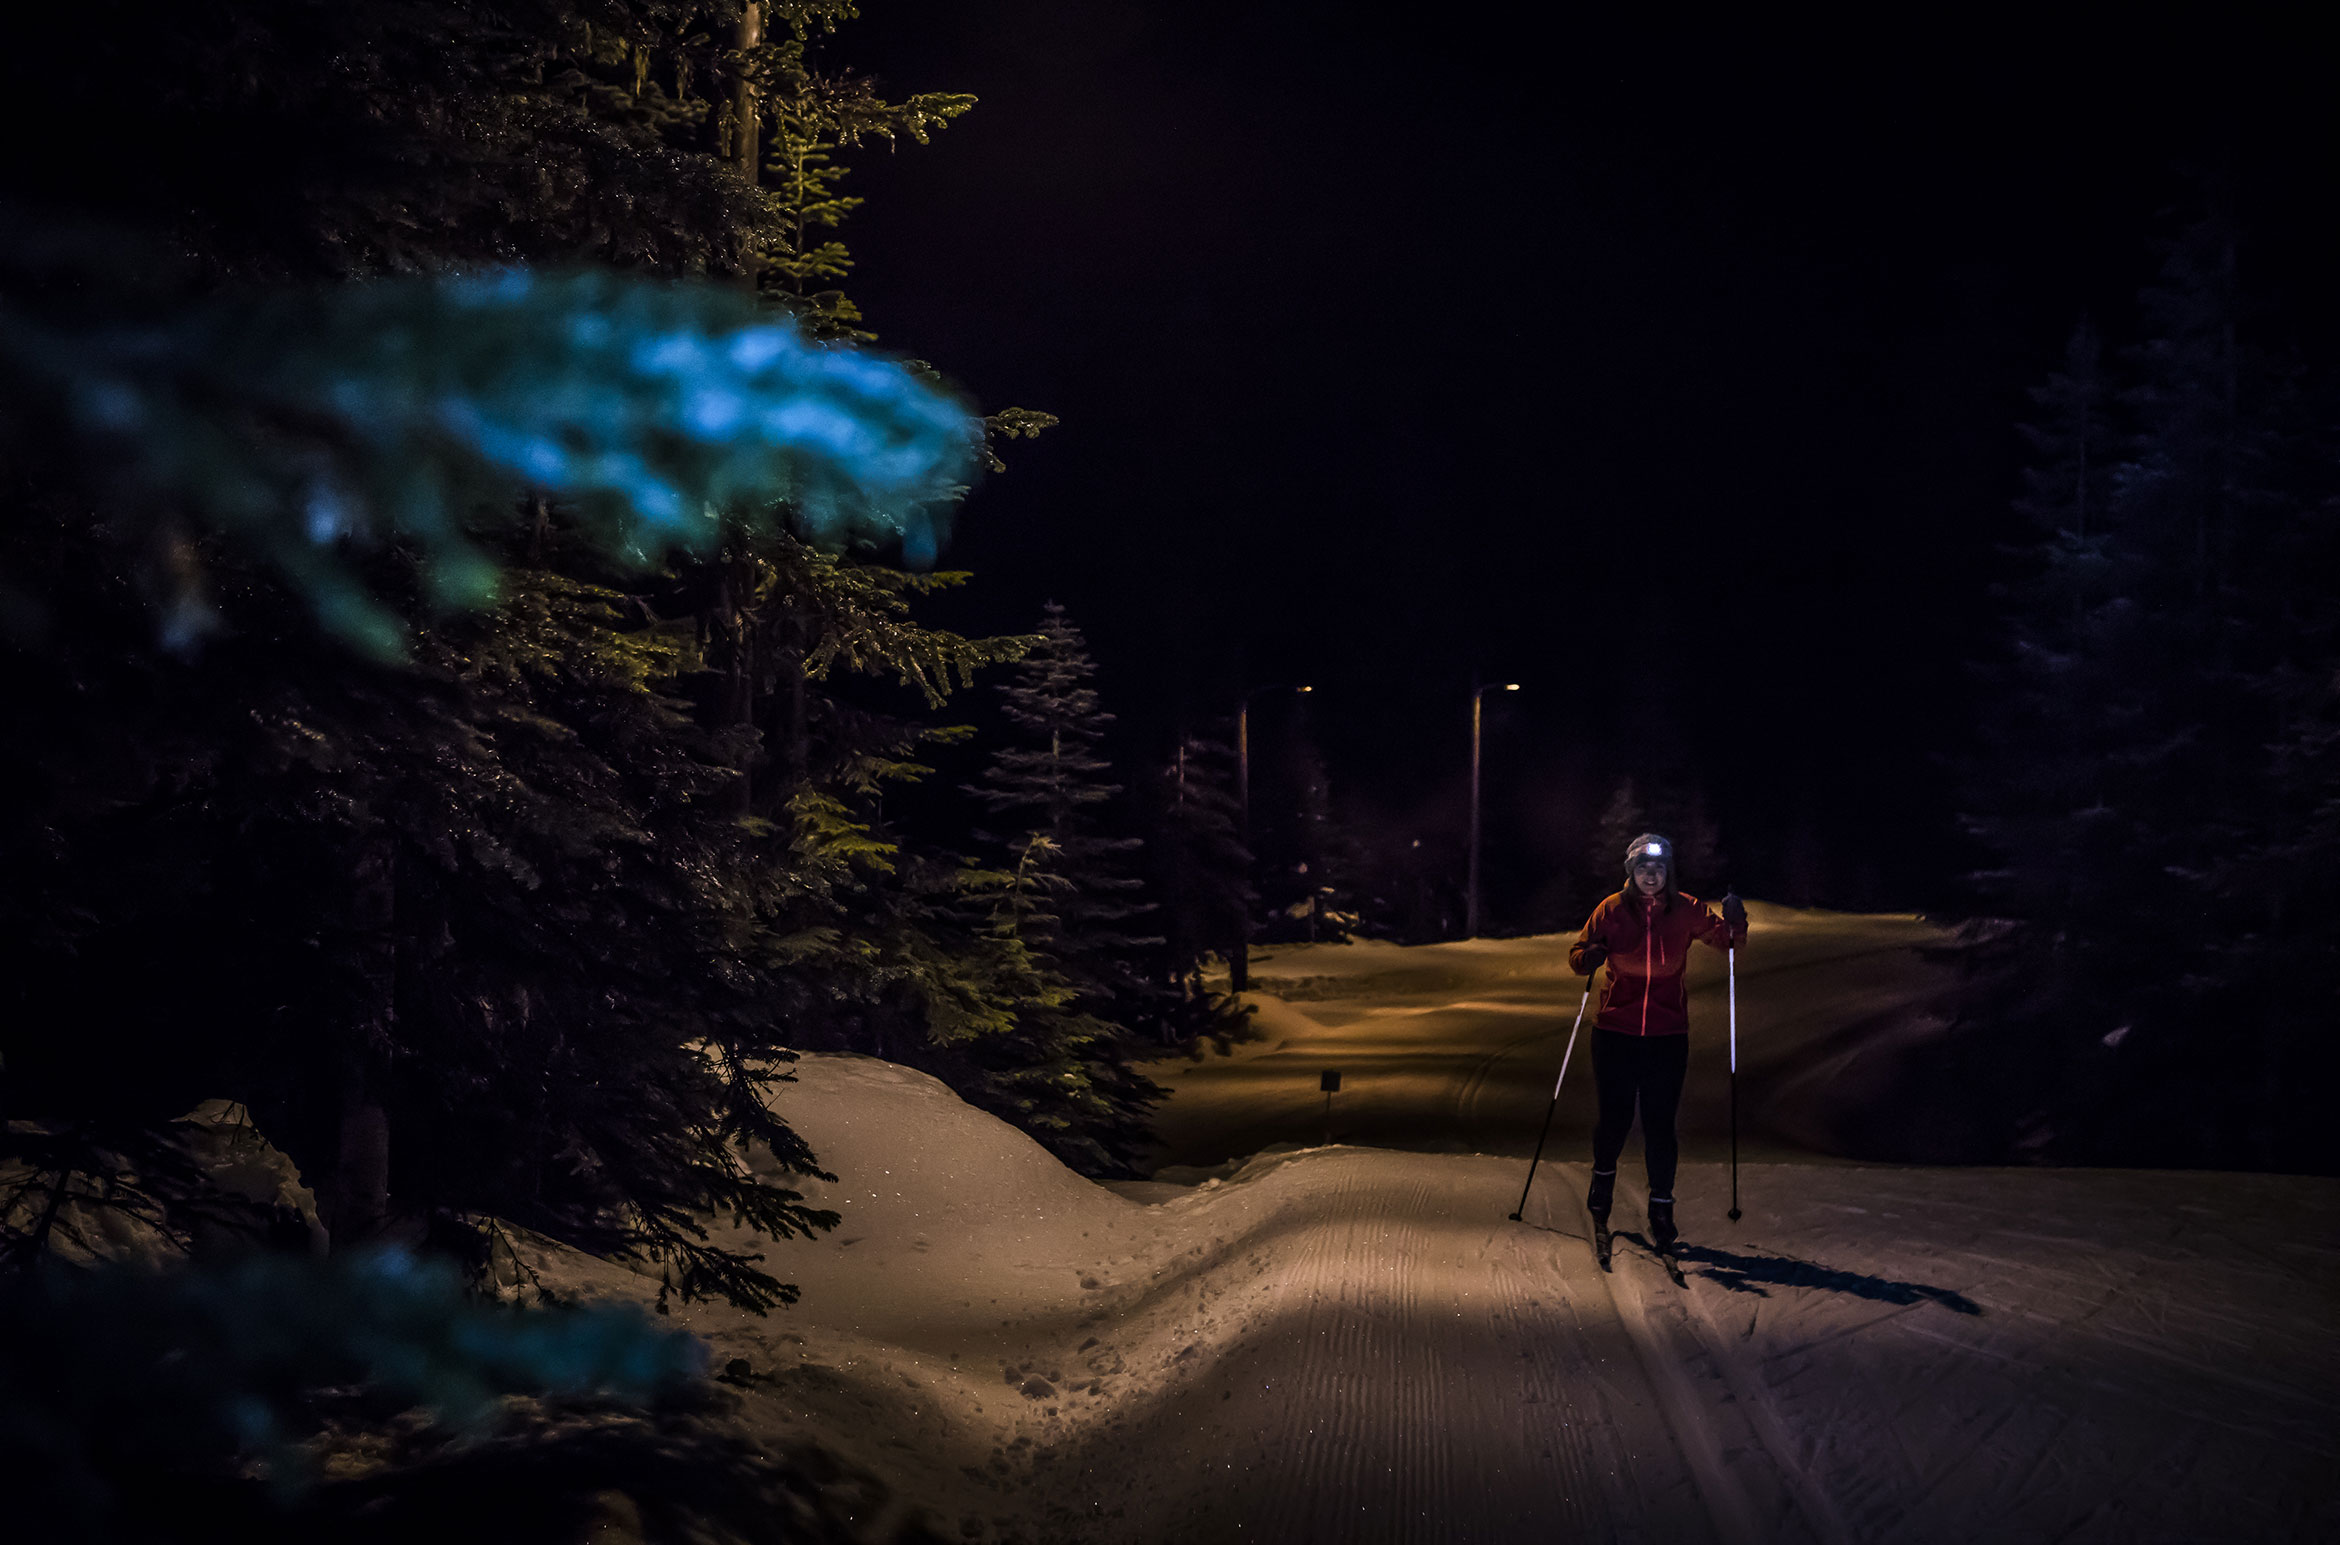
[1254,722,1361,942]
[960,604,1164,1165]
[748,3,974,341]
[0,501,852,1310]
[967,605,1156,994]
[0,0,1072,1301]
[1586,776,1725,898]
[1147,731,1255,1044]
[1960,204,2340,1169]
[1965,323,2121,925]
[1589,778,1647,890]
[0,2,1100,1532]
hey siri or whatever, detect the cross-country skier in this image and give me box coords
[1567,834,1747,1258]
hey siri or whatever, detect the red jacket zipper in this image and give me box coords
[1641,897,1656,1035]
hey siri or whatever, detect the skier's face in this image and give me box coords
[1632,860,1668,897]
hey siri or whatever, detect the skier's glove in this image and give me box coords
[1575,941,1609,971]
[1721,891,1747,934]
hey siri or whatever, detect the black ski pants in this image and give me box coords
[1590,1029,1690,1198]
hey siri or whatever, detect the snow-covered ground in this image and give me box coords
[1148,904,1957,1171]
[580,912,2340,1544]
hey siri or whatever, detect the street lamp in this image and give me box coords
[1233,683,1310,992]
[1467,680,1520,939]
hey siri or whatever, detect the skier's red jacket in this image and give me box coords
[1568,890,1744,1037]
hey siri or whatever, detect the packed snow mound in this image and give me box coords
[752,1054,1139,1237]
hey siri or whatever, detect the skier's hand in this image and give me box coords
[1575,940,1609,971]
[1721,891,1747,933]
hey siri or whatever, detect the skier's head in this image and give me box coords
[1623,833,1678,904]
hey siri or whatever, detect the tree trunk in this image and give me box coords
[701,556,759,814]
[734,4,763,186]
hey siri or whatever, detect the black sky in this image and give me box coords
[835,3,2337,913]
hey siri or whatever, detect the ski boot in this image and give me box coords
[1647,1196,1687,1284]
[1588,1169,1615,1271]
[1647,1195,1678,1253]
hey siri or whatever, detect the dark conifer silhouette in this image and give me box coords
[968,606,1157,993]
[1149,732,1256,1043]
[1962,204,2340,1169]
[1254,723,1362,942]
[0,0,1064,1302]
[961,604,1164,1166]
[1587,778,1724,898]
[1590,779,1650,891]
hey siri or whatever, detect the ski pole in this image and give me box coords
[1727,934,1741,1224]
[1509,981,1593,1221]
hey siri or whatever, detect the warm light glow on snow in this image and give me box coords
[502,919,2335,1541]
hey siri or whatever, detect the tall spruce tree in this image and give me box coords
[967,606,1155,990]
[1961,205,2340,1169]
[1151,733,1253,1022]
[0,3,1105,1531]
[961,604,1164,1164]
[0,493,859,1309]
[0,0,1079,1300]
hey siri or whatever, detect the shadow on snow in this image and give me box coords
[1671,1242,1983,1314]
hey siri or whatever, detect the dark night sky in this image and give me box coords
[833,3,2337,912]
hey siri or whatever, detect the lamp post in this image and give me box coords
[1233,683,1310,992]
[1467,680,1520,939]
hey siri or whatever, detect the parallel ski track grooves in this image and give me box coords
[1504,1205,1607,1545]
[1242,1155,1613,1543]
[1575,1172,1764,1545]
[1610,1176,1858,1545]
[1254,1159,1458,1543]
[1251,1157,1433,1541]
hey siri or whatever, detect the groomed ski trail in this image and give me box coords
[662,1053,2340,1545]
[1076,1151,1709,1543]
[1588,1172,1857,1545]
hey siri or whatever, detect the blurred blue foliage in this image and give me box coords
[0,1246,704,1528]
[0,268,980,655]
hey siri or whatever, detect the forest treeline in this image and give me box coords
[1954,205,2340,1174]
[0,5,1246,1535]
[0,0,1273,1293]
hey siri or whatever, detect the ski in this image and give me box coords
[1613,1231,1685,1285]
[1594,1222,1613,1272]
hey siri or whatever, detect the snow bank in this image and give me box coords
[0,1100,324,1266]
